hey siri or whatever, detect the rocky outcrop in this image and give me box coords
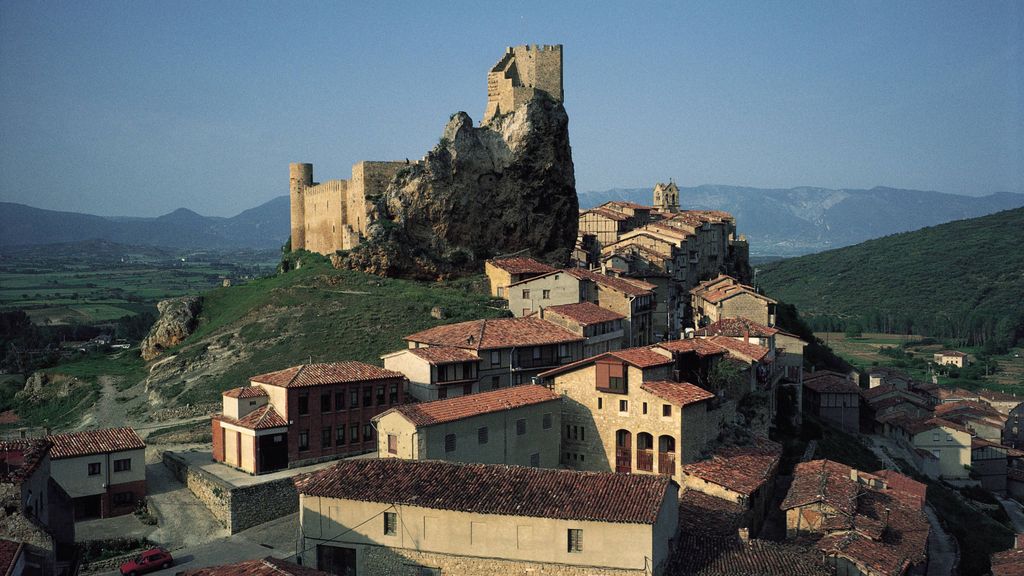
[140,296,202,361]
[15,372,78,403]
[340,93,578,278]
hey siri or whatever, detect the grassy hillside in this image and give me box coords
[758,207,1024,350]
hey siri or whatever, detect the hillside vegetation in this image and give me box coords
[758,208,1024,350]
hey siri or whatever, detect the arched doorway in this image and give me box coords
[637,432,654,472]
[615,429,632,473]
[658,435,676,476]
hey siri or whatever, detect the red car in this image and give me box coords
[119,548,173,575]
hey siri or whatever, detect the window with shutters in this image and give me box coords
[542,413,552,429]
[384,512,397,535]
[516,418,526,436]
[445,433,456,453]
[530,452,540,467]
[567,529,583,552]
[478,427,488,445]
[388,434,398,454]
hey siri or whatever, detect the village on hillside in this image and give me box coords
[3,45,1023,576]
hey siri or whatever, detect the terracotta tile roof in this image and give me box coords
[872,470,927,509]
[934,387,979,401]
[215,405,288,431]
[381,384,559,427]
[566,268,655,296]
[902,416,970,436]
[486,257,556,275]
[978,389,1023,403]
[936,350,967,357]
[781,459,859,516]
[971,437,1024,457]
[669,534,831,576]
[605,200,653,211]
[934,400,1004,421]
[642,380,715,407]
[656,338,729,357]
[406,346,481,365]
[678,489,745,539]
[0,439,50,484]
[803,372,861,394]
[697,317,779,338]
[583,207,630,221]
[861,383,900,401]
[180,557,331,576]
[537,345,672,379]
[405,317,584,350]
[682,437,782,496]
[705,336,770,362]
[47,427,145,459]
[1009,467,1024,482]
[251,362,404,388]
[543,302,624,326]
[222,386,268,399]
[296,459,671,524]
[991,547,1024,576]
[0,540,24,576]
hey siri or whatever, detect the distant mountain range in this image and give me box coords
[579,186,1024,256]
[3,185,1023,255]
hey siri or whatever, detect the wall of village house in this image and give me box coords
[719,294,771,326]
[298,493,676,574]
[579,212,625,247]
[1,481,57,575]
[784,502,838,537]
[507,273,581,317]
[972,446,1008,494]
[381,352,436,401]
[1005,404,1024,448]
[254,382,289,415]
[223,394,269,420]
[425,402,560,467]
[50,448,146,500]
[484,263,514,297]
[913,427,971,480]
[964,419,1002,443]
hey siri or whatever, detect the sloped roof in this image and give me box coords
[537,345,672,379]
[380,384,559,427]
[0,439,51,484]
[781,459,859,515]
[486,257,556,275]
[641,380,715,407]
[543,302,625,326]
[803,372,861,394]
[296,459,672,525]
[656,338,729,357]
[223,386,268,399]
[565,267,655,296]
[405,317,584,350]
[47,427,145,459]
[991,546,1024,576]
[698,317,779,338]
[583,207,630,221]
[405,346,481,365]
[705,336,770,362]
[180,557,331,576]
[252,362,404,388]
[682,437,782,496]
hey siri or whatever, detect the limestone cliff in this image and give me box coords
[340,93,578,278]
[140,296,202,361]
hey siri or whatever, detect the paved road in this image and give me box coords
[146,459,227,549]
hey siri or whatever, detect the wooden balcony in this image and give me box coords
[637,450,654,472]
[658,452,676,476]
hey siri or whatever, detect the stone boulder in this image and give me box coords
[140,296,202,361]
[340,93,578,278]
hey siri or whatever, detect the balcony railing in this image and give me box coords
[637,450,654,472]
[658,452,676,476]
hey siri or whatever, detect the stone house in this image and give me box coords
[373,384,560,468]
[690,275,776,329]
[403,317,585,390]
[381,346,481,402]
[970,437,1024,494]
[578,202,655,248]
[295,459,679,576]
[868,367,912,389]
[0,440,75,576]
[977,388,1024,416]
[781,460,929,576]
[1004,402,1024,449]
[652,338,729,388]
[539,302,625,357]
[933,350,968,368]
[539,346,715,478]
[902,418,972,482]
[802,371,861,433]
[934,400,1006,443]
[212,362,406,474]
[484,257,556,298]
[46,427,146,519]
[679,436,782,539]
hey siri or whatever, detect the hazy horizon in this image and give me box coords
[2,1,1022,217]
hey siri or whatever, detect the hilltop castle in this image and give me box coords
[290,44,565,255]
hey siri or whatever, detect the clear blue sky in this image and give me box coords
[1,1,1021,217]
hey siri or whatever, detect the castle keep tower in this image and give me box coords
[483,44,564,124]
[289,163,313,250]
[653,181,679,213]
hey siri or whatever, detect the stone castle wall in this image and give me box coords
[484,44,563,124]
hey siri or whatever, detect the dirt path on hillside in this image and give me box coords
[75,375,151,430]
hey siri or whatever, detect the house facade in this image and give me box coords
[296,459,679,576]
[484,257,556,298]
[933,350,967,368]
[373,385,561,468]
[539,302,625,357]
[46,427,146,519]
[690,275,776,329]
[381,346,480,402]
[212,362,406,474]
[802,371,861,433]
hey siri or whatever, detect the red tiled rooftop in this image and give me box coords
[405,317,584,350]
[803,372,861,394]
[543,302,625,326]
[781,459,859,516]
[669,534,831,576]
[706,336,770,362]
[406,346,481,365]
[934,399,1004,420]
[486,257,556,275]
[296,459,671,524]
[682,437,782,496]
[901,416,970,436]
[608,346,674,368]
[583,207,630,221]
[382,384,559,427]
[641,380,715,407]
[251,362,404,388]
[698,317,779,338]
[678,489,745,539]
[0,439,51,484]
[215,405,288,431]
[180,557,331,576]
[656,338,729,357]
[222,386,268,399]
[936,350,967,357]
[0,540,24,576]
[978,389,1022,403]
[605,200,654,211]
[566,268,655,296]
[991,546,1024,576]
[47,427,145,459]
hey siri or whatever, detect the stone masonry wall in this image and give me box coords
[358,544,648,576]
[163,452,231,528]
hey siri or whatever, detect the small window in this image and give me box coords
[619,399,628,412]
[491,376,501,389]
[389,383,399,404]
[663,404,672,417]
[522,289,530,299]
[384,511,397,535]
[542,413,552,430]
[598,397,603,410]
[532,347,542,361]
[497,286,505,298]
[364,423,372,441]
[388,434,398,454]
[643,402,648,415]
[491,351,501,366]
[88,462,101,476]
[363,387,373,407]
[516,418,527,436]
[321,393,331,413]
[336,426,346,445]
[478,427,489,445]
[113,458,131,472]
[445,433,456,453]
[335,390,345,411]
[376,386,386,405]
[350,389,359,408]
[298,393,309,415]
[299,430,309,451]
[567,528,583,552]
[530,452,540,467]
[350,424,359,443]
[322,427,332,447]
[542,289,551,299]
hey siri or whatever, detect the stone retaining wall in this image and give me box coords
[161,452,297,534]
[357,544,648,576]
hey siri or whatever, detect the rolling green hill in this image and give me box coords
[758,207,1024,350]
